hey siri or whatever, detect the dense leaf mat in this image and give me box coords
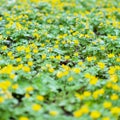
[0,0,120,120]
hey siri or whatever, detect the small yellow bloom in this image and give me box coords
[78,61,83,66]
[32,104,42,111]
[48,68,54,73]
[108,53,115,58]
[68,76,73,82]
[23,66,30,72]
[36,95,44,101]
[72,68,81,74]
[90,111,101,119]
[25,93,30,98]
[0,96,4,103]
[12,84,19,90]
[16,58,22,62]
[19,116,29,120]
[26,86,34,92]
[110,94,119,100]
[42,54,46,60]
[102,117,110,120]
[84,73,91,79]
[86,57,93,62]
[0,17,2,21]
[49,111,58,116]
[89,76,98,85]
[9,74,16,79]
[73,109,83,117]
[75,93,84,100]
[97,62,105,69]
[57,71,63,78]
[83,91,91,97]
[26,54,31,59]
[28,61,33,66]
[81,105,89,114]
[100,46,105,50]
[103,101,112,109]
[111,107,120,115]
[65,55,70,60]
[116,58,120,62]
[2,46,7,50]
[56,55,61,60]
[33,49,38,53]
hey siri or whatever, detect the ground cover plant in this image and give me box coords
[0,0,120,120]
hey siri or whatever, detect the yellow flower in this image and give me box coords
[19,116,29,120]
[110,94,119,100]
[0,80,11,90]
[0,96,4,103]
[26,86,34,92]
[56,55,61,60]
[72,68,81,74]
[49,111,58,116]
[32,104,42,111]
[74,40,79,45]
[74,52,79,56]
[12,84,19,90]
[33,32,40,39]
[112,84,120,91]
[23,66,30,72]
[73,109,83,117]
[33,49,38,53]
[102,117,110,120]
[73,105,89,118]
[28,61,33,66]
[83,91,91,97]
[81,105,89,114]
[16,46,24,52]
[84,73,91,79]
[108,53,115,58]
[100,46,105,50]
[86,57,93,62]
[103,101,112,109]
[90,111,101,119]
[111,107,120,115]
[26,54,31,59]
[97,62,105,69]
[68,76,73,82]
[92,89,104,99]
[42,54,46,60]
[0,17,2,21]
[78,61,83,66]
[36,95,44,101]
[89,76,98,85]
[75,93,84,100]
[1,46,7,50]
[7,52,12,56]
[65,55,70,60]
[25,93,30,98]
[48,68,54,73]
[110,74,118,83]
[50,55,55,59]
[9,74,16,79]
[116,58,120,62]
[57,71,63,78]
[16,58,22,62]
